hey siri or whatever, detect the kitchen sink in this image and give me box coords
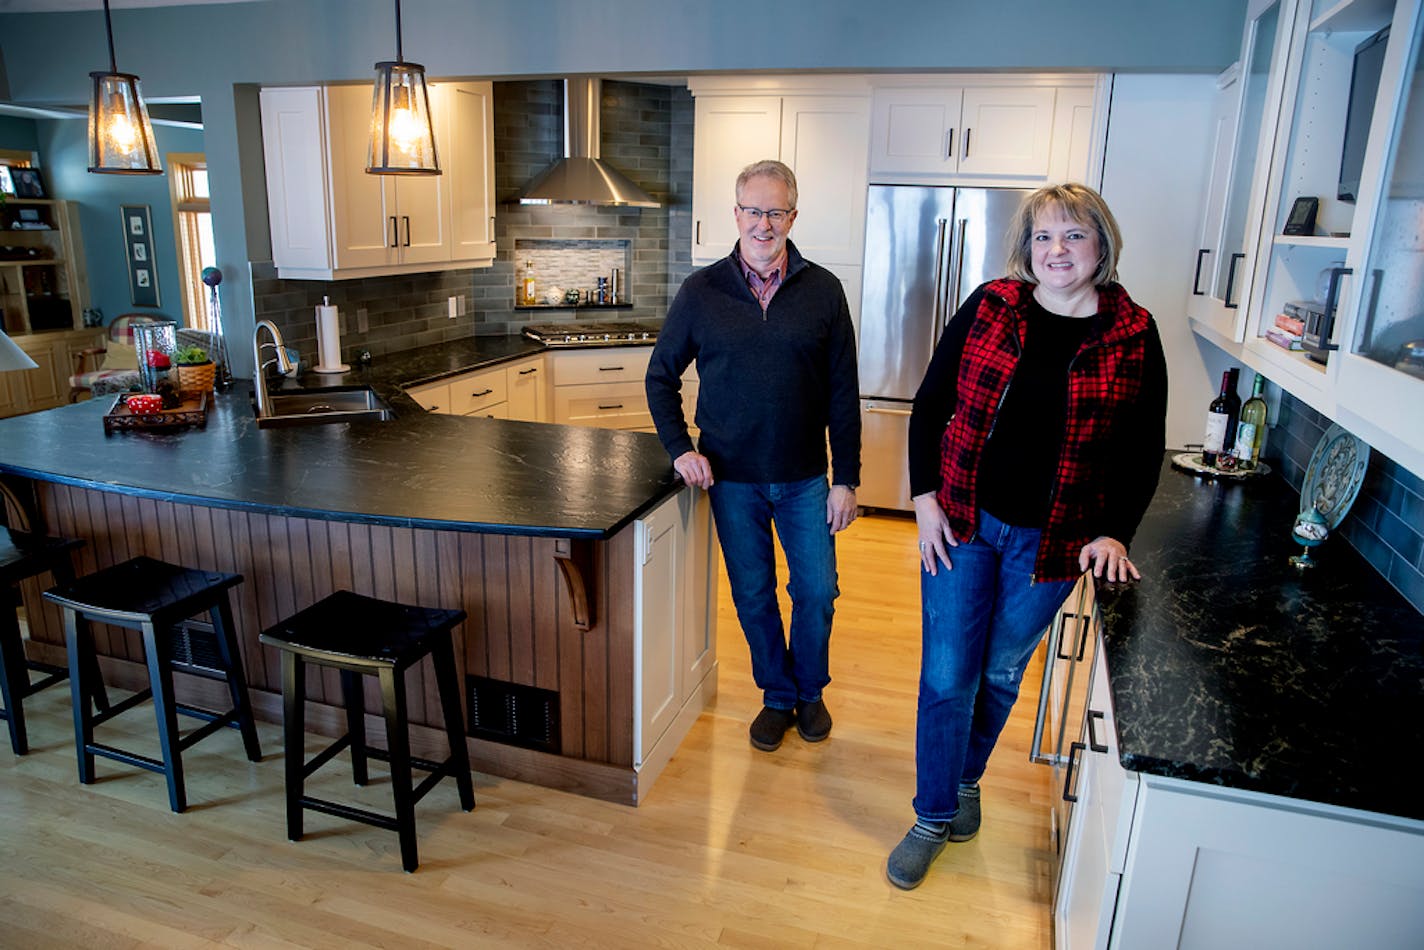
[254,386,394,428]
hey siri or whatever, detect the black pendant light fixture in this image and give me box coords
[88,0,162,175]
[367,0,440,175]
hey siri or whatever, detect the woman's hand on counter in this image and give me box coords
[1080,536,1139,582]
[913,492,958,576]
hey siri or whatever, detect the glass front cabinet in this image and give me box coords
[1189,0,1424,481]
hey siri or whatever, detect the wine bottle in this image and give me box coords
[1233,373,1268,469]
[1201,369,1240,467]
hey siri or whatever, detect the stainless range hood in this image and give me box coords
[516,77,660,208]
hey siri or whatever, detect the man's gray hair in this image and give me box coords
[736,160,798,209]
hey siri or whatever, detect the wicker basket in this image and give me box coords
[174,360,217,394]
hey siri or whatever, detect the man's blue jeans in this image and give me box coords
[914,509,1075,821]
[708,476,838,711]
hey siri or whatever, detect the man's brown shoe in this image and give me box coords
[796,699,832,742]
[749,705,798,751]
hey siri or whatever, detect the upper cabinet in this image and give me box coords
[1187,0,1424,480]
[689,76,871,267]
[868,76,1104,186]
[260,81,496,280]
[1188,0,1296,337]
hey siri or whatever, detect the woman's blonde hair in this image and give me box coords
[1004,183,1123,286]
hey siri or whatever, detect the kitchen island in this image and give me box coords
[0,338,718,805]
[1055,454,1424,947]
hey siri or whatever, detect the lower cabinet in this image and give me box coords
[634,487,719,769]
[1055,636,1424,949]
[405,354,545,421]
[550,347,697,434]
[0,329,102,418]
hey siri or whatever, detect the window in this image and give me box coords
[166,153,216,331]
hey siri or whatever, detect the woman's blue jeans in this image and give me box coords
[914,509,1075,821]
[708,475,838,711]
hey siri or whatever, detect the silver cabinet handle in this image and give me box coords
[1029,607,1068,766]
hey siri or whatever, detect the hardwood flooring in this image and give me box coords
[0,513,1055,948]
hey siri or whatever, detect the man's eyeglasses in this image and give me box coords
[737,205,794,224]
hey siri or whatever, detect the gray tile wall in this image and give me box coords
[252,79,696,363]
[1267,392,1424,613]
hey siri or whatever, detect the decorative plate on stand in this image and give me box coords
[1300,423,1370,529]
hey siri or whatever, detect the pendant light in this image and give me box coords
[367,0,440,175]
[88,0,162,175]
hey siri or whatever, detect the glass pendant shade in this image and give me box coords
[367,61,440,175]
[88,72,162,174]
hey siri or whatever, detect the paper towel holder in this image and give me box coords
[312,296,350,374]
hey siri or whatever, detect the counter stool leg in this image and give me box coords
[340,670,368,786]
[379,665,418,872]
[48,557,108,713]
[432,632,475,811]
[62,609,97,784]
[280,650,306,842]
[143,621,187,813]
[1,605,31,755]
[209,599,261,762]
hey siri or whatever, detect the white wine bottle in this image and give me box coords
[1233,373,1268,469]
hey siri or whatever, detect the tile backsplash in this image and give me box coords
[1267,391,1424,613]
[252,79,695,363]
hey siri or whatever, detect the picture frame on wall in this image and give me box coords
[10,167,45,198]
[0,165,14,196]
[121,204,160,307]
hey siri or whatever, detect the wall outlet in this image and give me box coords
[357,307,369,333]
[448,295,458,319]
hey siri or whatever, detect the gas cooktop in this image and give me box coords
[522,322,658,347]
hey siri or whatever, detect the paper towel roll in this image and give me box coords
[312,297,349,373]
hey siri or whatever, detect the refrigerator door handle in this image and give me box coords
[930,217,950,349]
[865,403,913,416]
[947,217,968,317]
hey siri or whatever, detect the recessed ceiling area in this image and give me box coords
[0,1,265,10]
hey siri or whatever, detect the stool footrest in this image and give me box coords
[359,746,458,805]
[88,741,165,774]
[173,707,242,752]
[302,734,354,780]
[92,688,154,726]
[300,795,401,833]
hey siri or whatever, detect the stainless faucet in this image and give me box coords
[252,320,296,417]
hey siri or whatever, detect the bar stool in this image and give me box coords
[259,590,475,873]
[42,556,263,812]
[1,527,108,755]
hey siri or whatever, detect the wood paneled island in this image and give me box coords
[0,340,718,805]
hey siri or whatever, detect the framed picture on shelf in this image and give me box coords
[120,204,160,307]
[10,167,45,198]
[0,165,13,196]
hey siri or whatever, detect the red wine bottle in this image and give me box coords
[1202,369,1240,467]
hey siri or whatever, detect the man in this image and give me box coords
[645,159,861,753]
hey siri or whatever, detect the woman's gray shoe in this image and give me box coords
[886,824,949,890]
[949,787,981,841]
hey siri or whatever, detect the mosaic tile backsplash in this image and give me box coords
[1267,391,1424,613]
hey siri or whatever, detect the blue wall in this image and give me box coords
[32,119,205,327]
[0,0,1246,374]
[0,115,39,153]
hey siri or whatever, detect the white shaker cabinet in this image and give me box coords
[634,487,718,772]
[259,81,496,280]
[689,77,871,268]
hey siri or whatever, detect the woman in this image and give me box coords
[886,183,1167,890]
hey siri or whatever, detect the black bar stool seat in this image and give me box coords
[259,589,475,873]
[42,556,262,812]
[1,527,108,756]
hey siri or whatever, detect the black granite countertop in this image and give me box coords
[1095,454,1424,820]
[0,337,680,539]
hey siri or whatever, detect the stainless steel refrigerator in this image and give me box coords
[857,185,1029,510]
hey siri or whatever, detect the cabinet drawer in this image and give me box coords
[448,369,508,415]
[553,381,653,429]
[552,348,652,386]
[406,380,450,412]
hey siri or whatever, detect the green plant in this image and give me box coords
[174,344,210,365]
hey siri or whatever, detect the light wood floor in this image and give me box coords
[1,513,1054,949]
